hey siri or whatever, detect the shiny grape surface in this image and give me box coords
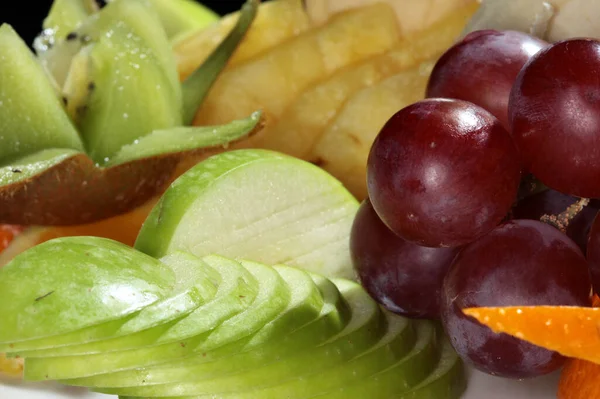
[509,38,600,198]
[426,29,548,129]
[441,219,592,379]
[350,199,461,319]
[366,98,522,248]
[511,189,600,254]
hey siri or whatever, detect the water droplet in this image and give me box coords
[118,86,124,91]
[123,113,129,119]
[140,54,147,59]
[131,63,140,69]
[133,139,139,145]
[104,157,110,163]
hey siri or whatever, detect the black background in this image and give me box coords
[1,1,246,45]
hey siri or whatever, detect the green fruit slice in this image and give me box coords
[135,149,359,279]
[78,22,181,164]
[42,0,98,38]
[0,24,84,165]
[23,258,290,381]
[148,0,219,41]
[67,272,351,389]
[9,252,220,357]
[109,279,387,398]
[0,149,79,186]
[395,337,467,399]
[22,255,258,381]
[0,236,175,345]
[310,322,442,399]
[106,111,263,167]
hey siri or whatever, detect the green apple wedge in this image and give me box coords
[134,149,360,280]
[22,258,290,380]
[310,324,444,399]
[99,279,391,397]
[394,336,467,399]
[6,252,220,357]
[0,237,175,345]
[64,273,352,389]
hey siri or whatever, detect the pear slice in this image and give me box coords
[6,252,219,357]
[65,272,351,389]
[135,149,359,279]
[0,236,175,345]
[22,258,290,380]
[174,0,311,81]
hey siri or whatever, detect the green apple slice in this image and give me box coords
[23,258,290,381]
[67,272,351,389]
[310,322,442,399]
[106,279,387,397]
[394,336,467,399]
[0,24,84,165]
[0,236,175,345]
[135,149,359,279]
[9,252,220,357]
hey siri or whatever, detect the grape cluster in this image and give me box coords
[351,30,600,379]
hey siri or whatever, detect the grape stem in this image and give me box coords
[540,197,590,232]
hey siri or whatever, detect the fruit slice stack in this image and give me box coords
[0,150,467,398]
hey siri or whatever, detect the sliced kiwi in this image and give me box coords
[77,23,182,164]
[0,24,84,164]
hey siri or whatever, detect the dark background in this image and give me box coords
[1,1,246,45]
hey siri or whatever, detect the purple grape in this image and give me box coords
[350,199,461,319]
[441,219,592,379]
[426,29,548,129]
[366,98,522,248]
[509,38,600,199]
[511,188,600,254]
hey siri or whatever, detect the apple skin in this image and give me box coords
[64,272,352,390]
[0,236,175,345]
[135,149,359,279]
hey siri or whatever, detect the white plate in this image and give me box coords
[0,366,561,399]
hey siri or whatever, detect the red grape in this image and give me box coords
[426,29,548,129]
[586,213,600,294]
[350,199,461,319]
[366,98,522,248]
[511,189,600,254]
[509,38,600,199]
[441,219,592,379]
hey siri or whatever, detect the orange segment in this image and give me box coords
[463,304,600,365]
[0,225,25,253]
[558,358,600,399]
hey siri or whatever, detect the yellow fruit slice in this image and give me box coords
[305,0,477,36]
[192,3,400,130]
[174,0,311,81]
[0,353,23,378]
[256,1,479,159]
[310,60,436,200]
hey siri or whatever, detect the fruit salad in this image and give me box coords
[3,0,600,399]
